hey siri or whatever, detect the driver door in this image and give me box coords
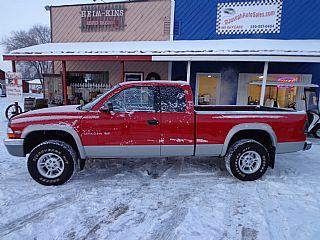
[82,86,161,158]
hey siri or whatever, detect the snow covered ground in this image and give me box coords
[0,96,319,240]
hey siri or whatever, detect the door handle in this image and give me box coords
[147,119,159,126]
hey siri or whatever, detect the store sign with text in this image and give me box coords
[5,72,23,101]
[80,4,126,32]
[216,0,283,35]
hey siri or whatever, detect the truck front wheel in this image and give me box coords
[225,139,269,181]
[27,140,77,186]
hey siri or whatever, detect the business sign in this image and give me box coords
[80,4,126,32]
[216,0,283,35]
[5,72,23,101]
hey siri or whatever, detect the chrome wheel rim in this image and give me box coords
[37,153,65,179]
[238,151,262,174]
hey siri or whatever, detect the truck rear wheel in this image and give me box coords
[225,139,269,181]
[27,140,77,186]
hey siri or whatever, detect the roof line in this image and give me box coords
[4,54,320,63]
[3,55,152,62]
[152,55,320,63]
[49,0,155,9]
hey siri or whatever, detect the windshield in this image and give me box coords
[80,84,120,111]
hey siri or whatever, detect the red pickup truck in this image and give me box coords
[4,81,311,185]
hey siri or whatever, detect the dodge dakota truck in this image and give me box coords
[4,81,311,185]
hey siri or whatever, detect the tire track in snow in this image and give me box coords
[1,191,54,208]
[256,182,291,240]
[222,182,268,240]
[74,159,178,239]
[147,192,191,240]
[0,194,78,238]
[148,206,189,240]
[78,178,194,239]
[159,157,183,178]
[81,203,129,240]
[222,182,244,239]
[78,181,151,239]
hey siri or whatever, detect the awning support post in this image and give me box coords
[51,61,55,74]
[12,61,16,72]
[120,61,124,82]
[187,61,191,84]
[62,60,68,105]
[259,61,269,106]
[168,62,172,80]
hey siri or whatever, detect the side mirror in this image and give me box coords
[100,102,114,113]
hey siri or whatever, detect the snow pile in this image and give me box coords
[0,97,319,239]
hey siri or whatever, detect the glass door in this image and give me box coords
[195,73,221,106]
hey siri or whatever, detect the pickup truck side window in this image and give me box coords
[160,87,186,112]
[106,87,156,112]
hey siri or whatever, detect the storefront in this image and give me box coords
[171,0,320,110]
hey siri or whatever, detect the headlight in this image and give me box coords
[7,126,21,139]
[7,127,15,139]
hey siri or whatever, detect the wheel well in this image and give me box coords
[24,130,79,157]
[228,130,276,168]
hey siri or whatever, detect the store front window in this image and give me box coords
[125,72,143,82]
[195,73,221,105]
[68,72,109,84]
[124,73,143,82]
[68,72,110,104]
[247,74,300,108]
[237,73,312,110]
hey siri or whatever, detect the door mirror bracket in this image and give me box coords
[100,102,114,113]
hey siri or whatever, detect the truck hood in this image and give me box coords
[22,105,82,116]
[11,105,86,124]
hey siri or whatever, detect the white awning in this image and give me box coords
[4,39,320,63]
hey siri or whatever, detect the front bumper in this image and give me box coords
[303,141,312,151]
[4,139,25,157]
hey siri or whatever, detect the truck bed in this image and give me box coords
[194,105,296,112]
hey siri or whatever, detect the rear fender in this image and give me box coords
[221,123,278,156]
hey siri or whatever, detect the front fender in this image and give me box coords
[21,124,86,159]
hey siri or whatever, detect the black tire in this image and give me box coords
[225,139,269,181]
[27,140,77,186]
[312,124,320,138]
[5,104,22,120]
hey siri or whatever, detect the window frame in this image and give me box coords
[104,86,160,113]
[124,72,144,82]
[159,86,187,113]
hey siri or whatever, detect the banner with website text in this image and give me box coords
[216,0,283,35]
